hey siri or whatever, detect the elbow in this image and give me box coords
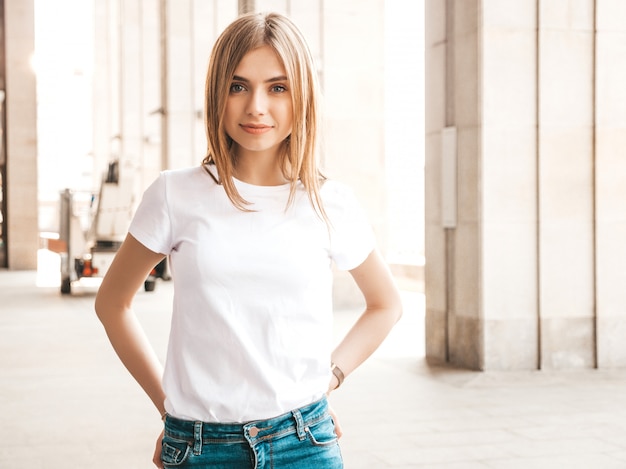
[94,290,107,324]
[369,289,403,324]
[94,288,125,326]
[378,293,403,324]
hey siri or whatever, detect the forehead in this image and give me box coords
[234,45,287,77]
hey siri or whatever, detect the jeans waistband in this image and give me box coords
[164,396,329,450]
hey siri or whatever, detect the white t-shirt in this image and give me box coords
[129,165,375,423]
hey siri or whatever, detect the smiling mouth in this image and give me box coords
[240,124,272,134]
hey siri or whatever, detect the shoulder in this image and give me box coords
[317,179,371,225]
[156,166,217,192]
[320,179,354,199]
[320,179,360,208]
[160,165,209,182]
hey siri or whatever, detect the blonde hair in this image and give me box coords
[202,12,326,218]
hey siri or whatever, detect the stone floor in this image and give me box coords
[1,260,626,468]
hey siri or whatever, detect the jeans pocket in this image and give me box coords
[161,435,191,467]
[305,415,339,447]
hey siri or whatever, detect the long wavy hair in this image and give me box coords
[202,12,326,219]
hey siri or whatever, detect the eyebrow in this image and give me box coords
[232,75,288,83]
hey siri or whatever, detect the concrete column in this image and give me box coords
[426,0,626,370]
[162,0,194,170]
[162,0,237,171]
[119,0,143,180]
[538,0,595,369]
[190,0,236,165]
[140,0,162,188]
[92,0,121,183]
[4,0,38,269]
[94,0,161,188]
[481,0,539,370]
[115,0,162,191]
[424,0,448,362]
[595,0,626,367]
[92,0,237,192]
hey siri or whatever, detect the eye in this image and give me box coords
[271,84,287,93]
[229,83,246,93]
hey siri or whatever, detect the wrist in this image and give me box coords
[330,363,345,389]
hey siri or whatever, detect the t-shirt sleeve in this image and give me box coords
[128,172,173,255]
[326,182,376,271]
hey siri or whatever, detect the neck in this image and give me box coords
[233,149,288,186]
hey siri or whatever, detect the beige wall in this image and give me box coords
[320,0,387,246]
[4,0,38,269]
[595,0,626,367]
[425,0,626,370]
[92,0,238,198]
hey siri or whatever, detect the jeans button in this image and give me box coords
[249,426,259,437]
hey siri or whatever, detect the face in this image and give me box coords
[224,45,293,160]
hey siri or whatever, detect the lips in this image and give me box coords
[240,123,273,135]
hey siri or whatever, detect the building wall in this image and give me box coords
[595,0,626,367]
[92,0,238,200]
[425,0,626,370]
[4,0,38,269]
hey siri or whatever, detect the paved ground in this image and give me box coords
[1,260,626,468]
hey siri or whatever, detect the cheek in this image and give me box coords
[282,103,294,126]
[222,107,237,134]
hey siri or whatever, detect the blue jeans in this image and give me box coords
[161,397,343,468]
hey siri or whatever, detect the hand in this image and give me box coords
[326,374,340,394]
[153,428,164,468]
[328,404,343,439]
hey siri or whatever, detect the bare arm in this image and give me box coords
[328,248,403,391]
[94,233,167,417]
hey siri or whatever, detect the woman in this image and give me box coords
[95,11,402,469]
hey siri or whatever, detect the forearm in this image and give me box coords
[98,307,166,415]
[331,306,401,381]
[328,249,403,391]
[94,234,167,416]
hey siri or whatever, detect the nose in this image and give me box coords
[246,89,267,116]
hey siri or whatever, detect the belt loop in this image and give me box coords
[193,421,203,455]
[292,409,306,441]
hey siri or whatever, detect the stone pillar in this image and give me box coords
[595,0,626,367]
[161,0,195,171]
[93,0,161,191]
[481,1,539,370]
[538,0,595,369]
[162,0,237,171]
[92,0,238,193]
[140,0,162,188]
[424,0,449,362]
[4,0,38,269]
[92,0,121,183]
[425,0,626,370]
